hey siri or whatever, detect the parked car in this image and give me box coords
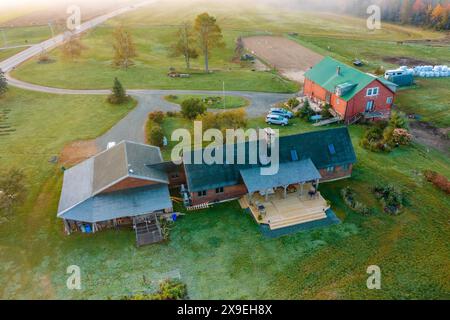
[270,108,294,119]
[266,114,289,126]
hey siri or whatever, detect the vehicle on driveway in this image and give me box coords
[266,114,289,126]
[270,108,294,119]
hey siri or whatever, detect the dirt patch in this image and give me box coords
[243,36,323,83]
[59,140,98,166]
[409,121,450,156]
[382,56,435,66]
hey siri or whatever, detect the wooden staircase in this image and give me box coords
[134,215,163,247]
[268,207,327,230]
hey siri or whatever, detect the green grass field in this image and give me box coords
[164,94,249,109]
[0,25,55,61]
[395,78,450,128]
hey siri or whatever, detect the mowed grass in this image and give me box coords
[0,25,55,61]
[10,24,297,93]
[164,94,249,109]
[395,78,450,128]
[0,88,136,298]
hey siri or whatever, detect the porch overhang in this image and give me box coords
[239,159,322,194]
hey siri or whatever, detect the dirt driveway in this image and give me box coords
[243,36,323,83]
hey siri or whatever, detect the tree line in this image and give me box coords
[344,0,450,30]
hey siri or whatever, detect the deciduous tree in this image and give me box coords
[112,26,137,70]
[169,22,199,69]
[194,13,225,73]
[61,35,87,61]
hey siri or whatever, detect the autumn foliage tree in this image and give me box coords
[112,26,137,70]
[169,22,199,69]
[194,13,225,73]
[61,35,87,61]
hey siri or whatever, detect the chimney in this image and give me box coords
[336,66,341,76]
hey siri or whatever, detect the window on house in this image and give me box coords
[367,87,379,97]
[215,187,224,194]
[386,97,393,104]
[326,166,335,173]
[342,164,350,171]
[197,190,207,197]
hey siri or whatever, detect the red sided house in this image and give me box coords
[304,57,398,124]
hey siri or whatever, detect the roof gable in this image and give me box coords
[57,141,168,217]
[305,57,381,101]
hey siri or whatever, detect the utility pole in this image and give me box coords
[223,81,226,110]
[48,21,55,38]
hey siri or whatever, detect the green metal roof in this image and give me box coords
[304,57,380,101]
[184,127,356,192]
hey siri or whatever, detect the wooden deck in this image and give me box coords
[241,186,330,230]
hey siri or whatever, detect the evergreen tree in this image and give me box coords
[0,69,7,96]
[108,78,128,104]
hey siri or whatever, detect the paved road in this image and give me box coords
[6,72,294,150]
[95,91,294,149]
[0,0,157,73]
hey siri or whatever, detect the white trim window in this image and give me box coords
[366,87,379,97]
[386,97,393,104]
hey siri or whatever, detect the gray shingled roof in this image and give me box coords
[58,184,172,223]
[184,127,356,192]
[240,159,321,194]
[57,141,169,218]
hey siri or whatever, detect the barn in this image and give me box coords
[304,57,398,124]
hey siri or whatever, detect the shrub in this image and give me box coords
[148,111,165,125]
[424,170,450,194]
[298,100,315,119]
[122,279,188,300]
[166,111,179,117]
[286,97,300,110]
[373,184,404,215]
[149,125,165,147]
[321,104,333,119]
[392,128,412,146]
[181,98,207,120]
[200,109,247,134]
[341,187,372,216]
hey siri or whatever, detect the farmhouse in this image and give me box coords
[57,141,173,246]
[57,128,356,241]
[304,57,398,124]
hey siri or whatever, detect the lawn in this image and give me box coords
[395,78,450,128]
[164,94,249,110]
[0,88,136,298]
[0,25,56,61]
